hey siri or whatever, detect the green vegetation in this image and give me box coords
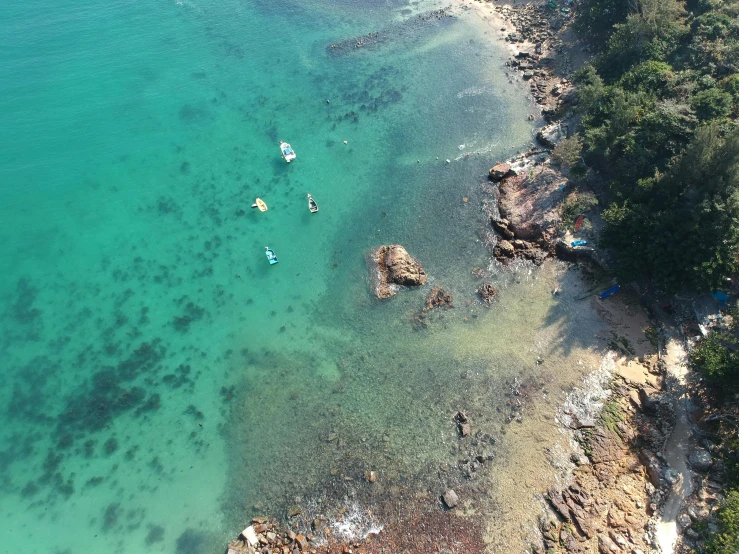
[689,299,739,390]
[707,490,739,553]
[552,135,584,168]
[689,330,739,389]
[573,0,739,292]
[559,192,599,229]
[576,0,739,539]
[688,301,739,550]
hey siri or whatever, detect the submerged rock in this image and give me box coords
[424,286,453,310]
[371,245,427,299]
[477,283,499,304]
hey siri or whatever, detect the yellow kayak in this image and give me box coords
[252,198,267,212]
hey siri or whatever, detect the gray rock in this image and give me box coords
[690,449,713,472]
[442,489,459,508]
[665,468,680,485]
[678,513,692,529]
[536,122,566,148]
[638,387,660,413]
[598,533,619,553]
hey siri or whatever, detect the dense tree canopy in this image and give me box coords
[573,0,739,291]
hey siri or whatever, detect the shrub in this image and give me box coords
[620,61,675,96]
[689,331,739,390]
[707,489,739,554]
[691,88,734,120]
[551,135,584,168]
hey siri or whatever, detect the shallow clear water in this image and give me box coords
[0,0,600,552]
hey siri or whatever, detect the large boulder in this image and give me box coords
[371,245,427,299]
[689,449,713,472]
[498,167,568,242]
[489,162,512,181]
[537,122,567,148]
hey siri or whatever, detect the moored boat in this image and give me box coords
[252,198,268,212]
[307,194,318,213]
[280,141,296,163]
[265,246,279,265]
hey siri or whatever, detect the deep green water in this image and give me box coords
[0,0,576,552]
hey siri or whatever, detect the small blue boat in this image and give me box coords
[265,246,279,265]
[571,239,588,247]
[600,285,620,299]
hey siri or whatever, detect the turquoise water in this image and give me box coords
[0,0,551,552]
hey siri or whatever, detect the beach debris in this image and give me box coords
[343,140,348,144]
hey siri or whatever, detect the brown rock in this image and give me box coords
[295,534,308,551]
[477,282,499,304]
[607,509,625,528]
[489,162,511,181]
[598,533,620,553]
[496,240,515,257]
[459,422,471,437]
[491,218,515,239]
[424,286,453,310]
[372,245,427,298]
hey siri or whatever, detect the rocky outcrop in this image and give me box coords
[228,518,318,554]
[489,162,512,181]
[498,166,567,243]
[371,245,427,299]
[540,357,671,554]
[536,122,568,149]
[425,286,453,311]
[555,240,594,263]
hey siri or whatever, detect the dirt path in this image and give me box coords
[655,330,694,554]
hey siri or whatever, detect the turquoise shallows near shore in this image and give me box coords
[0,0,594,551]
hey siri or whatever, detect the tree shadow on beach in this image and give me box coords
[538,264,647,357]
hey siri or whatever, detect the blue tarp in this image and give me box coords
[711,291,729,304]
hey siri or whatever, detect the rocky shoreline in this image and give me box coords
[222,1,729,553]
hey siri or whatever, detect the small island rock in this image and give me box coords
[371,245,427,299]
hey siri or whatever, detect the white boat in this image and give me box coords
[307,194,318,213]
[280,141,296,163]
